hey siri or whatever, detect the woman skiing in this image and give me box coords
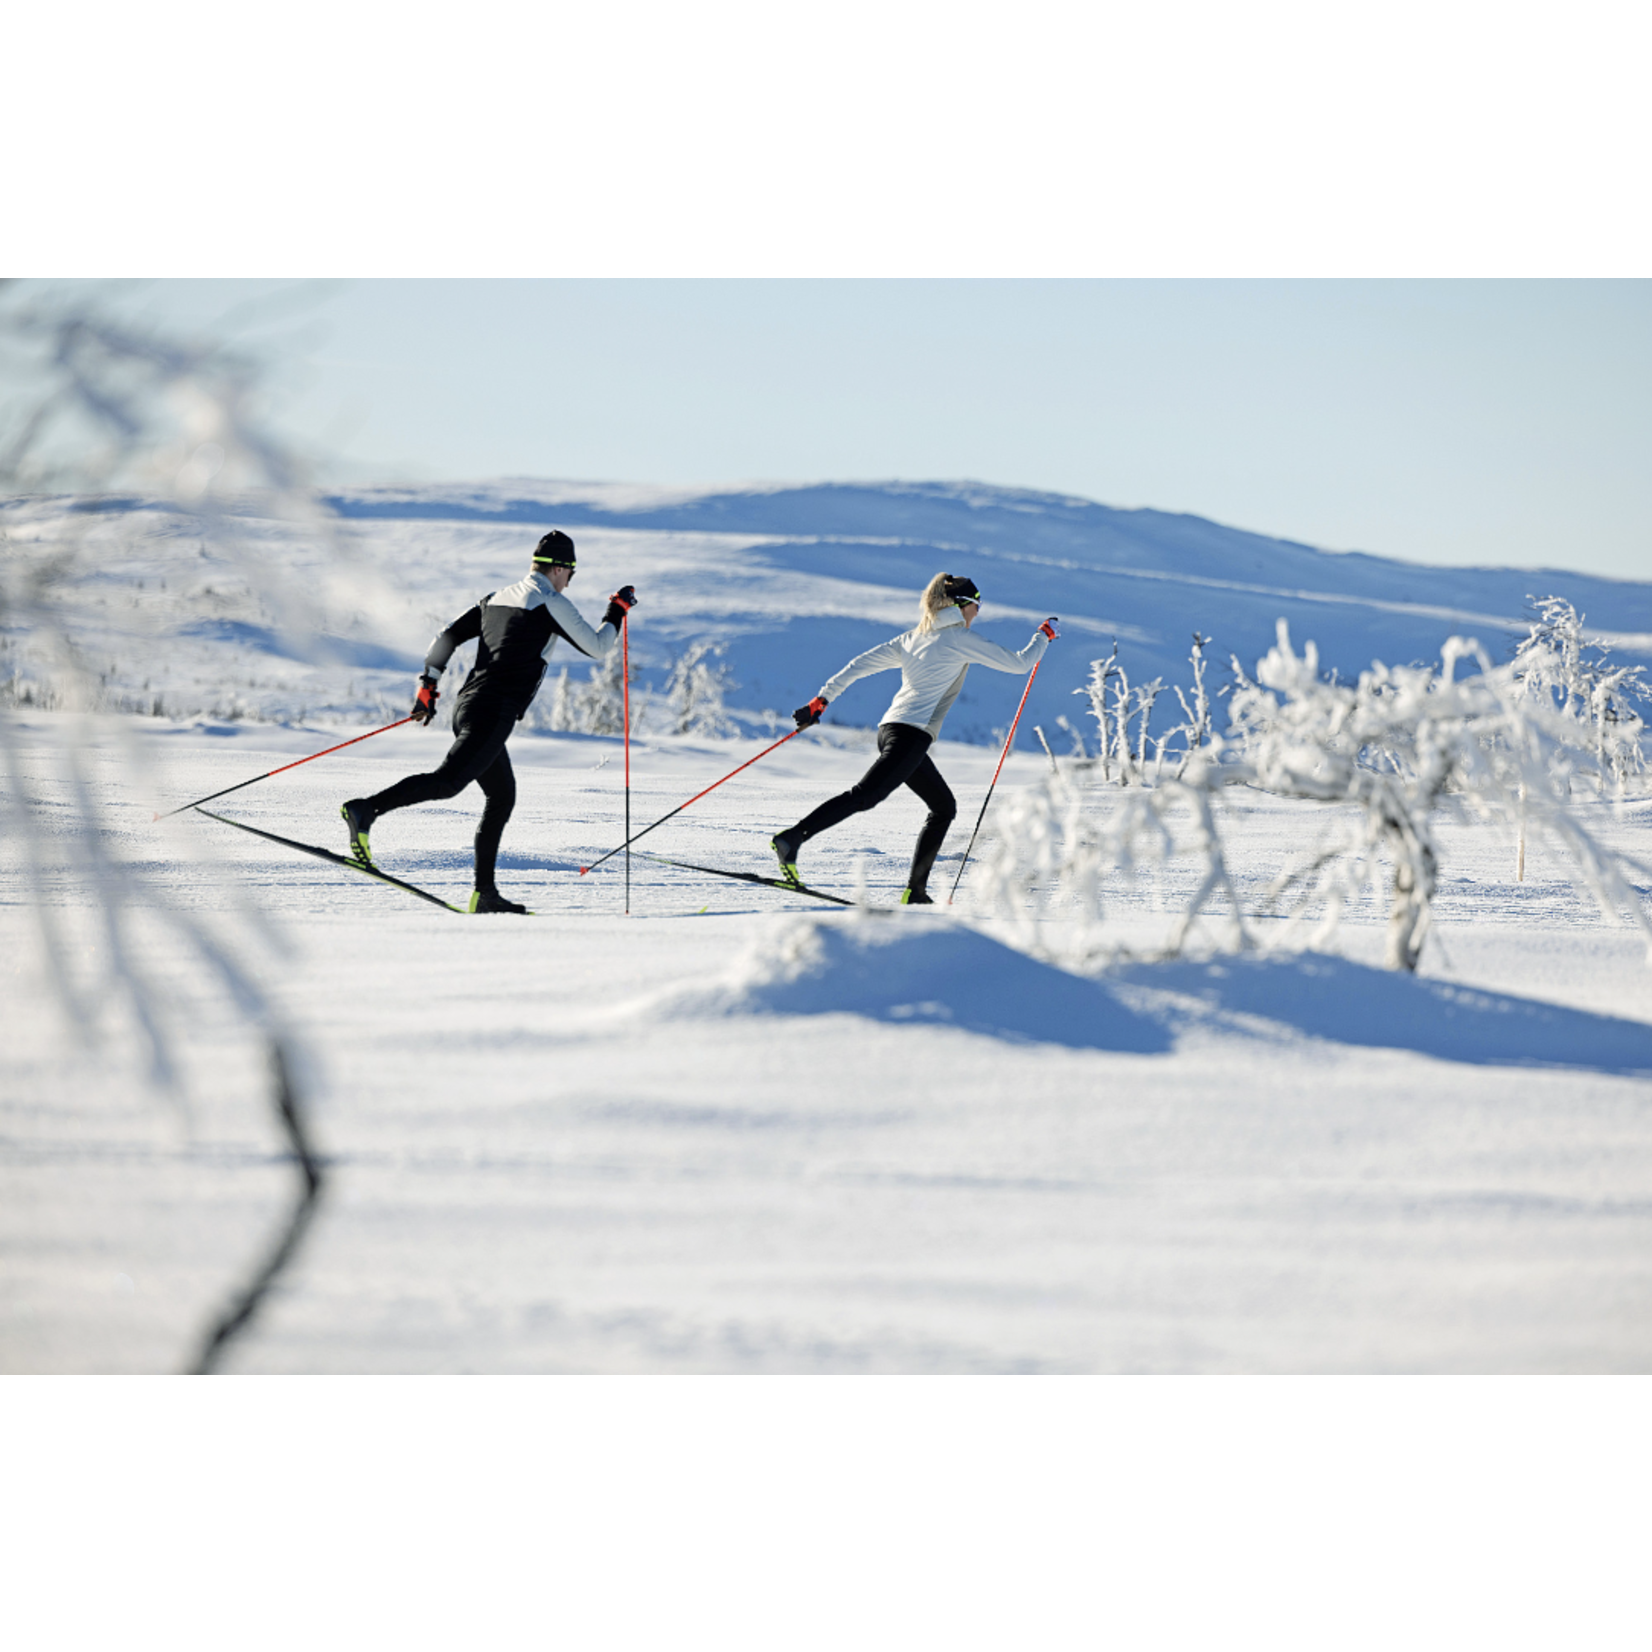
[341,530,637,913]
[772,573,1057,904]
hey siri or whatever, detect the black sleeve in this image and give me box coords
[445,605,483,646]
[423,602,484,676]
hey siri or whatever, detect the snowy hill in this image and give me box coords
[322,478,1652,744]
[9,478,1652,743]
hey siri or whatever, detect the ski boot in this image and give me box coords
[341,799,375,867]
[900,887,934,905]
[470,887,529,914]
[770,832,803,889]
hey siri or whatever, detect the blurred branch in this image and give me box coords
[1,280,349,1372]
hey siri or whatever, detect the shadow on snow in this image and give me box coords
[1115,952,1652,1077]
[668,917,1652,1073]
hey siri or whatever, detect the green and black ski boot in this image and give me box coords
[900,887,935,905]
[470,887,529,914]
[341,799,375,867]
[770,832,803,889]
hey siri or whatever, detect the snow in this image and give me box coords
[7,475,1652,1372]
[660,914,1176,1052]
[6,711,1652,1373]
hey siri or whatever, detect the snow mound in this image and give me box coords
[657,915,1173,1053]
[659,922,1652,1074]
[1117,953,1652,1076]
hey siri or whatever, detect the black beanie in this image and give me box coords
[533,530,576,567]
[943,574,981,606]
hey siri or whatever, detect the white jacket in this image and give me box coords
[818,608,1049,738]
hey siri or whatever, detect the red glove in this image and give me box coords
[411,676,440,724]
[793,696,828,729]
[1039,617,1060,640]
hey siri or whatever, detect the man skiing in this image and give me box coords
[341,530,637,913]
[772,573,1056,904]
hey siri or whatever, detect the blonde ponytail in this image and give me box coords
[917,572,954,633]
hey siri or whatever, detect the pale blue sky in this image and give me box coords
[89,280,1652,580]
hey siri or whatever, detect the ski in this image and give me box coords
[194,807,466,912]
[636,851,855,907]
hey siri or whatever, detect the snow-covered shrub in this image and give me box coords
[1511,596,1648,799]
[974,618,1652,974]
[1072,642,1121,779]
[1170,631,1214,774]
[533,646,629,736]
[972,758,1247,971]
[1073,633,1216,783]
[1230,621,1652,969]
[661,640,738,738]
[530,639,739,740]
[1131,676,1167,775]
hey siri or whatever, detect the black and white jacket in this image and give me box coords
[422,570,620,717]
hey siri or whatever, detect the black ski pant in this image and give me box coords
[784,722,956,895]
[363,693,518,892]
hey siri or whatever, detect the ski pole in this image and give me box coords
[948,657,1044,904]
[153,716,415,820]
[580,726,805,875]
[622,611,631,915]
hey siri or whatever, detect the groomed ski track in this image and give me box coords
[194,807,466,912]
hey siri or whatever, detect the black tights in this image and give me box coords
[784,722,956,894]
[363,696,517,892]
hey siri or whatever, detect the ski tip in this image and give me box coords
[578,866,589,876]
[151,811,160,822]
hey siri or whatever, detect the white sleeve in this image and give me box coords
[819,635,906,704]
[956,628,1049,674]
[545,588,619,660]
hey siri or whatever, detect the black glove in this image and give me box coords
[411,676,440,724]
[604,585,638,628]
[793,696,828,729]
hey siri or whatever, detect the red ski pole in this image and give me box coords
[622,611,632,915]
[154,716,415,820]
[580,726,805,876]
[947,656,1044,904]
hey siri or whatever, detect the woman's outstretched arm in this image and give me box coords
[818,635,906,705]
[955,624,1053,675]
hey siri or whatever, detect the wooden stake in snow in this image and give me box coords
[1517,781,1527,883]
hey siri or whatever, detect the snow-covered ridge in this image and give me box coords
[327,478,1652,742]
[9,478,1651,742]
